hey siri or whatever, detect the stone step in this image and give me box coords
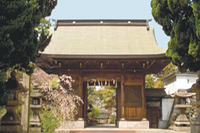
[56,128,190,133]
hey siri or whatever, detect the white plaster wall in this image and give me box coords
[164,74,198,95]
[176,74,198,90]
[162,98,174,121]
[164,78,176,95]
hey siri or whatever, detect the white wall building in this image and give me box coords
[162,70,198,95]
[158,70,198,129]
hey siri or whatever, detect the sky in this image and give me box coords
[47,0,170,49]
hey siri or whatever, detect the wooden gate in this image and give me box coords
[146,107,159,128]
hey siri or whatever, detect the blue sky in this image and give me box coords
[47,0,170,49]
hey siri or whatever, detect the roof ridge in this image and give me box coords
[53,19,152,28]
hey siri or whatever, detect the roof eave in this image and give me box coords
[40,53,167,59]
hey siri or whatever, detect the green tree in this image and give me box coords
[145,75,155,88]
[145,63,177,88]
[87,87,99,109]
[151,0,200,72]
[0,0,56,105]
[154,62,178,88]
[96,86,116,109]
[88,106,100,122]
[154,78,164,88]
[37,18,53,52]
[0,72,10,105]
[0,0,57,74]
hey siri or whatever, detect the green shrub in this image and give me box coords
[0,106,6,120]
[40,110,62,133]
[88,106,100,122]
[110,115,116,124]
[51,76,58,89]
[92,107,100,118]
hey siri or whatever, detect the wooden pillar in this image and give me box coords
[116,83,121,121]
[83,82,87,121]
[121,71,125,120]
[142,72,146,118]
[78,71,83,120]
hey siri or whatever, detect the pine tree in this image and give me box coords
[0,0,57,105]
[0,0,57,74]
[151,0,200,72]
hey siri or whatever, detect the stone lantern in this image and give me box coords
[0,71,25,133]
[172,89,194,132]
[29,83,43,133]
[189,71,200,133]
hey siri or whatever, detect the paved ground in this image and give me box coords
[56,124,191,133]
[55,128,191,133]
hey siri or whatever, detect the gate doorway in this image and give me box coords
[83,81,119,127]
[146,107,160,128]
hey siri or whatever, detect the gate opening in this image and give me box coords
[86,81,117,127]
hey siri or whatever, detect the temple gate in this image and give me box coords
[36,20,170,129]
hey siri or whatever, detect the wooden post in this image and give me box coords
[121,71,125,120]
[83,82,87,121]
[78,71,83,120]
[142,72,146,118]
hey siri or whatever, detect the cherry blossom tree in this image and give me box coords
[32,68,83,120]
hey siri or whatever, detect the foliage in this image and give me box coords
[151,0,200,72]
[87,86,116,123]
[50,75,58,89]
[31,67,55,88]
[145,75,155,88]
[96,86,116,109]
[154,78,164,88]
[0,72,10,105]
[36,18,51,35]
[16,101,22,118]
[88,86,96,95]
[87,87,101,123]
[88,106,100,122]
[155,62,178,79]
[96,86,115,100]
[154,62,178,88]
[145,63,177,88]
[0,0,57,74]
[87,87,99,109]
[37,18,52,53]
[91,106,100,118]
[109,115,116,124]
[103,97,116,109]
[0,106,6,119]
[0,0,56,106]
[40,109,62,133]
[42,75,83,120]
[16,92,23,118]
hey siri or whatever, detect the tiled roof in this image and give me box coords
[145,88,167,97]
[162,70,198,81]
[41,20,166,58]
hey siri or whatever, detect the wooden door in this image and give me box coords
[146,107,159,128]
